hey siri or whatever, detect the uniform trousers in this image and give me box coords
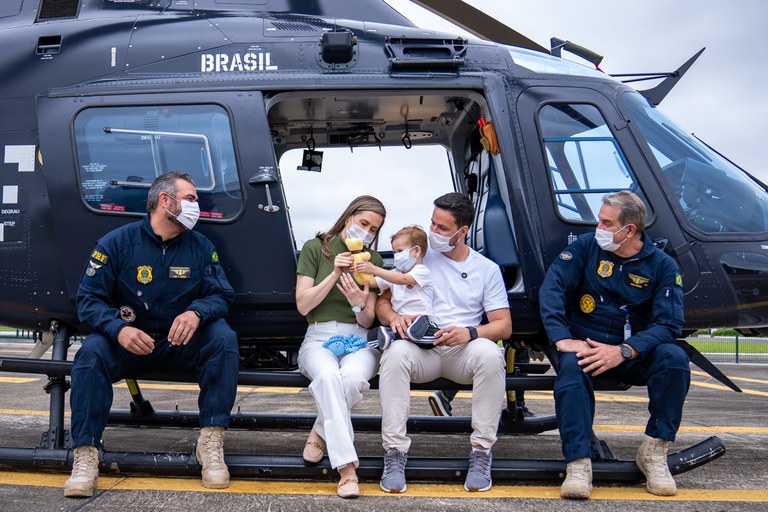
[379,338,506,453]
[70,318,239,448]
[555,343,690,462]
[297,321,380,470]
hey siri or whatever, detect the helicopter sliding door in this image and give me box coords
[37,91,300,337]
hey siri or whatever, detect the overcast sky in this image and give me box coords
[386,0,768,182]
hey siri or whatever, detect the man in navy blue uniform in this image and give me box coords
[540,191,689,500]
[64,172,239,497]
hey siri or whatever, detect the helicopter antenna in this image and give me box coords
[612,48,705,106]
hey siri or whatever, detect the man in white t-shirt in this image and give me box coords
[375,192,512,494]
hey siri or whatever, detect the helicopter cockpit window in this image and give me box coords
[539,103,638,222]
[73,104,242,219]
[624,92,768,234]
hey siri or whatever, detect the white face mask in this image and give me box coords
[595,225,628,252]
[429,228,461,253]
[166,196,200,231]
[346,221,374,247]
[393,247,417,272]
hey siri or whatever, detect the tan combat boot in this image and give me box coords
[560,457,592,499]
[636,435,677,496]
[64,445,99,498]
[195,426,230,489]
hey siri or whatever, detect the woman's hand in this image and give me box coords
[336,273,368,308]
[334,251,354,276]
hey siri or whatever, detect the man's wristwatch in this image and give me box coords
[620,344,633,360]
[351,304,365,313]
[467,326,478,341]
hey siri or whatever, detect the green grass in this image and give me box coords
[687,338,768,355]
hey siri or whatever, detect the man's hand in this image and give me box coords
[117,326,155,355]
[168,310,201,346]
[387,313,419,338]
[432,326,471,347]
[554,338,590,353]
[576,338,625,376]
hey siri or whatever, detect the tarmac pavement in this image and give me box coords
[0,338,767,511]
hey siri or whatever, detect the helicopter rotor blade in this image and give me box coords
[410,0,548,53]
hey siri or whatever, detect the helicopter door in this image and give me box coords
[517,87,700,287]
[36,92,298,331]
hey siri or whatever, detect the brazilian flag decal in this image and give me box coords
[211,251,219,263]
[675,273,683,287]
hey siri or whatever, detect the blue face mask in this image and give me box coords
[393,247,417,272]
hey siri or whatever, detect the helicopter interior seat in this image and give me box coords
[465,142,520,287]
[680,158,766,233]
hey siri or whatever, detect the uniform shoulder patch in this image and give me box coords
[559,251,573,261]
[211,251,219,263]
[91,249,108,264]
[675,273,683,287]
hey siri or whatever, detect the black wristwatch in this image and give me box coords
[467,326,478,341]
[620,344,633,360]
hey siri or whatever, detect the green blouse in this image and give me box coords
[296,234,384,324]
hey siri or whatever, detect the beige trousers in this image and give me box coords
[379,338,506,453]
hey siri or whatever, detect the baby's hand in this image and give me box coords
[355,261,375,274]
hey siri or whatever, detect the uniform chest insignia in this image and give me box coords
[627,273,651,289]
[597,260,614,278]
[580,294,596,313]
[120,306,136,323]
[136,265,153,285]
[169,266,191,279]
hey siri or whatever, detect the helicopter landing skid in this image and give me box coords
[0,436,724,483]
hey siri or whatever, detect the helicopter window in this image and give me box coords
[624,92,768,234]
[73,104,242,220]
[539,103,637,222]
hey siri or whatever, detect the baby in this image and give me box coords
[355,225,438,349]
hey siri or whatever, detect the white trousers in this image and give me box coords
[297,321,380,469]
[379,338,505,453]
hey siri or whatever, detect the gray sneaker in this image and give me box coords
[380,448,408,493]
[464,449,493,492]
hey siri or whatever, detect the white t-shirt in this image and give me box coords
[424,247,509,327]
[375,264,433,317]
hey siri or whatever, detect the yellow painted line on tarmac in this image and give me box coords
[112,383,305,394]
[690,380,768,397]
[0,377,39,383]
[692,370,768,386]
[0,472,766,501]
[593,424,768,434]
[0,408,69,418]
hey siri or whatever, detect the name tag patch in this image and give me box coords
[169,266,191,279]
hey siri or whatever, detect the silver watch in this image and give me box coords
[351,304,365,313]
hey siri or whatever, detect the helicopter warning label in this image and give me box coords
[201,51,278,73]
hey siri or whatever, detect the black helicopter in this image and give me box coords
[0,0,764,482]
